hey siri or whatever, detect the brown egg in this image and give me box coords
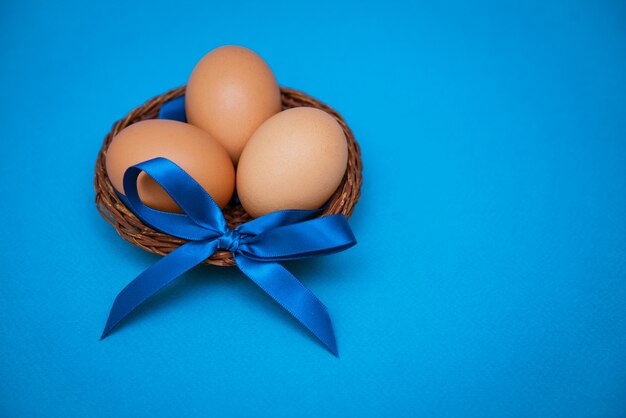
[237,107,348,218]
[106,119,235,212]
[185,45,282,165]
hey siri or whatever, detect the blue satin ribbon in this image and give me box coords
[158,95,187,122]
[101,157,356,355]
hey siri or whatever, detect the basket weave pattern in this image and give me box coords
[95,86,362,266]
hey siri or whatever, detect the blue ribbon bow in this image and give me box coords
[101,157,357,355]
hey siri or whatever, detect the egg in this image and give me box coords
[106,119,235,212]
[236,107,348,218]
[185,45,282,165]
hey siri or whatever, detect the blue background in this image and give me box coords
[1,0,625,416]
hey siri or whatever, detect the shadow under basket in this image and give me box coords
[94,86,363,266]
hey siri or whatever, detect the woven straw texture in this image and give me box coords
[95,86,362,266]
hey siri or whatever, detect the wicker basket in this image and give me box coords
[95,86,362,266]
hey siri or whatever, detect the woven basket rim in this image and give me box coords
[94,85,362,266]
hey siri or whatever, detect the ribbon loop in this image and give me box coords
[102,157,357,356]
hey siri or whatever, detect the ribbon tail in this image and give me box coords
[234,255,338,356]
[100,240,217,339]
